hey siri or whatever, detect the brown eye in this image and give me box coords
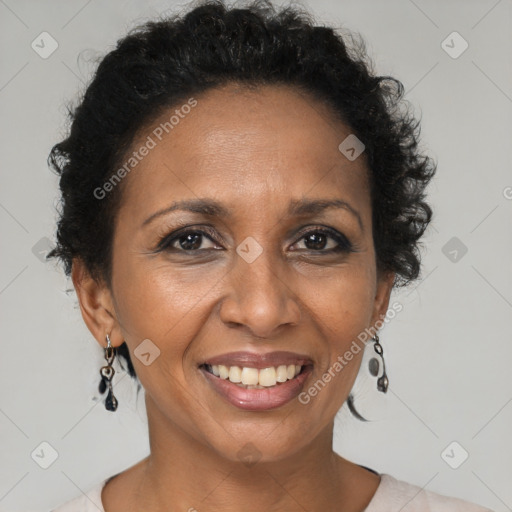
[175,232,207,251]
[291,227,354,253]
[156,228,222,252]
[302,232,334,250]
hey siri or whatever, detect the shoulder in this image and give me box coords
[364,473,495,512]
[50,477,109,512]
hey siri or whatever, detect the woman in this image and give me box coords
[49,1,493,510]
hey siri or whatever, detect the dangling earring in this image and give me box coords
[368,333,389,393]
[99,333,118,411]
[347,333,390,421]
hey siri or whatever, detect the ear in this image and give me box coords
[71,258,124,349]
[369,271,396,331]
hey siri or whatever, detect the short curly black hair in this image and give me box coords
[47,0,436,418]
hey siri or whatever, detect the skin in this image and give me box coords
[72,83,395,512]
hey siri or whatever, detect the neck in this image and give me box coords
[125,395,379,512]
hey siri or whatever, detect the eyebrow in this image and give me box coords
[142,197,363,231]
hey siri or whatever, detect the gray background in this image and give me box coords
[0,0,511,510]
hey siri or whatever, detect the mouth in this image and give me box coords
[198,351,314,411]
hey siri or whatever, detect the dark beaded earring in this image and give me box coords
[99,333,118,411]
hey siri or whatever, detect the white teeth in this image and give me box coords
[228,366,242,383]
[241,367,259,385]
[218,365,229,379]
[259,367,277,387]
[276,365,288,382]
[207,363,304,387]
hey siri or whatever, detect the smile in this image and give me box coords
[199,351,314,411]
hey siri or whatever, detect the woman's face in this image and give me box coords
[92,84,394,462]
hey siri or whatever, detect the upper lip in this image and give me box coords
[202,351,313,369]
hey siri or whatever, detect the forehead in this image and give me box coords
[117,83,371,220]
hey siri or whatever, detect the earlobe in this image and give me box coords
[71,258,122,348]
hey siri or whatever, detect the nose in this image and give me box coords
[219,250,302,339]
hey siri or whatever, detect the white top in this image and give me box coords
[51,473,494,511]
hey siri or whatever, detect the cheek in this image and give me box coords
[110,260,211,423]
[305,263,376,403]
[112,254,217,338]
[314,262,376,342]
[110,253,227,391]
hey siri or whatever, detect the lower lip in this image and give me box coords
[201,366,312,411]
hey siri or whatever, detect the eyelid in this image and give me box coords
[155,224,222,252]
[291,225,354,252]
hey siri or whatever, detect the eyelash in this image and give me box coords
[155,225,355,254]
